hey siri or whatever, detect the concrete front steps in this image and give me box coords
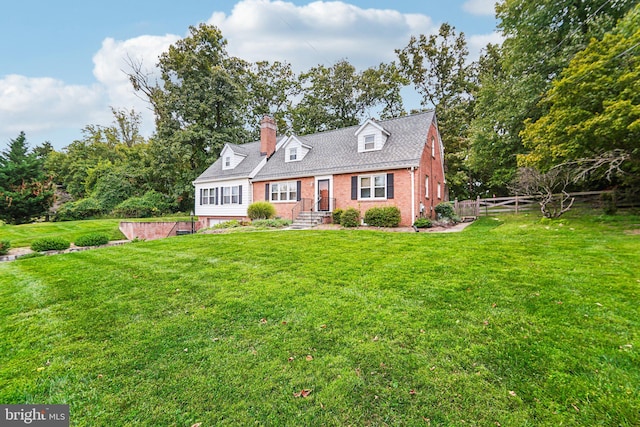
[290,211,332,229]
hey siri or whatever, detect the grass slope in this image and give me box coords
[0,216,192,248]
[0,213,638,426]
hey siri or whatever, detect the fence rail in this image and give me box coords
[454,190,616,218]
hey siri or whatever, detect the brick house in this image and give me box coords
[193,111,446,227]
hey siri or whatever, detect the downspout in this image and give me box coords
[410,167,415,224]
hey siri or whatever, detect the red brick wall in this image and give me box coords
[333,169,414,226]
[253,177,316,220]
[415,122,446,219]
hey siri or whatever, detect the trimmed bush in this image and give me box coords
[31,237,70,252]
[251,218,291,228]
[0,240,10,256]
[340,208,360,228]
[75,233,110,247]
[413,217,433,228]
[247,201,276,220]
[332,208,344,224]
[435,202,456,220]
[364,206,401,227]
[112,191,175,218]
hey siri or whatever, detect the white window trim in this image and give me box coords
[288,147,298,161]
[358,174,387,200]
[425,176,429,199]
[437,182,442,200]
[363,134,376,151]
[221,185,241,205]
[431,137,436,158]
[270,181,298,203]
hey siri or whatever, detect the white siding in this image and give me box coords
[194,178,252,217]
[357,123,388,152]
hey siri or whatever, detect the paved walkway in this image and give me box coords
[0,240,130,262]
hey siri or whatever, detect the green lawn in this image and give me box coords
[0,216,192,248]
[0,213,638,426]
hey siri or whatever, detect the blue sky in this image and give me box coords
[0,0,500,150]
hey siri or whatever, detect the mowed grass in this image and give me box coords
[0,213,638,426]
[0,216,192,248]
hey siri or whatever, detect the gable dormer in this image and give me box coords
[282,136,312,163]
[355,119,390,153]
[220,144,247,171]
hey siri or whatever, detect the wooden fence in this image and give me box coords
[454,190,615,218]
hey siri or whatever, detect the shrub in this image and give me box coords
[340,208,360,228]
[413,217,433,228]
[212,220,242,229]
[435,202,456,220]
[251,218,292,228]
[112,191,175,218]
[31,237,70,252]
[75,233,110,247]
[55,198,104,221]
[247,201,276,220]
[0,240,10,256]
[364,206,401,227]
[332,208,344,224]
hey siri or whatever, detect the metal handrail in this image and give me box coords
[291,198,312,221]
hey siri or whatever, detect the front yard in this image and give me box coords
[0,213,638,425]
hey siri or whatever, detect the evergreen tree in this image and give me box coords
[0,132,54,224]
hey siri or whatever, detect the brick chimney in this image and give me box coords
[260,115,277,157]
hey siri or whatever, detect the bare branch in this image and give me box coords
[553,149,630,183]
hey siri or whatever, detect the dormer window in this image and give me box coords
[364,135,375,151]
[225,156,231,167]
[284,136,311,163]
[355,119,389,153]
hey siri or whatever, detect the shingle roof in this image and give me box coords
[193,111,436,184]
[252,111,435,182]
[193,138,284,183]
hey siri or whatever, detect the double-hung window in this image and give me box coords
[364,134,375,151]
[289,147,297,161]
[359,174,386,199]
[202,189,209,205]
[271,181,297,202]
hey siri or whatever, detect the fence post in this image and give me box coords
[515,194,519,214]
[476,196,480,217]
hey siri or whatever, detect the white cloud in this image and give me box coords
[92,34,180,140]
[0,74,106,145]
[462,0,497,17]
[208,0,435,71]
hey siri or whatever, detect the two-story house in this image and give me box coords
[193,111,446,227]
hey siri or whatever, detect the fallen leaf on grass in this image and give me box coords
[556,301,563,305]
[430,366,436,371]
[191,423,202,427]
[288,356,295,362]
[508,390,517,397]
[409,389,416,395]
[260,318,267,324]
[595,302,603,307]
[373,336,379,342]
[572,404,580,412]
[293,389,312,398]
[306,355,314,361]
